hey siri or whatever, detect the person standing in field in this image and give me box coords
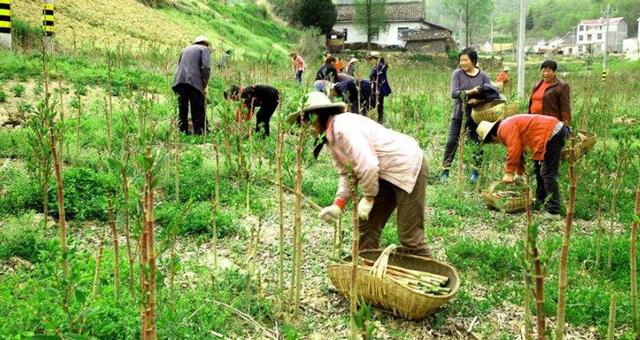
[172,36,212,135]
[528,60,572,126]
[495,65,510,93]
[367,52,392,124]
[224,84,280,137]
[330,78,372,115]
[288,92,432,257]
[315,56,338,93]
[476,114,569,218]
[440,47,491,184]
[291,52,305,83]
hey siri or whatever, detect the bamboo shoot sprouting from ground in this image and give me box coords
[105,54,114,155]
[291,124,306,320]
[140,146,157,340]
[631,179,640,335]
[608,150,628,270]
[91,225,106,298]
[607,293,617,340]
[523,173,544,339]
[275,125,285,310]
[108,197,120,303]
[347,168,360,340]
[212,134,221,270]
[522,176,534,340]
[555,137,578,340]
[595,205,604,269]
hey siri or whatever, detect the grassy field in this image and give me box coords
[0,10,639,339]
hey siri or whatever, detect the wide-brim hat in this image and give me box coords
[476,119,501,144]
[193,35,210,45]
[349,57,358,63]
[502,65,510,71]
[286,92,347,125]
[366,51,381,59]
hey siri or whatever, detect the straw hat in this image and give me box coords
[366,51,381,59]
[476,120,501,143]
[502,65,510,71]
[193,35,210,45]
[349,57,358,63]
[287,92,347,125]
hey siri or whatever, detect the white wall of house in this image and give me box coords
[576,20,628,52]
[333,22,426,47]
[623,38,639,53]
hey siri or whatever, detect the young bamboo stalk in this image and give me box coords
[108,197,120,303]
[50,125,70,282]
[456,92,468,188]
[212,135,221,270]
[630,179,639,335]
[75,94,82,156]
[348,169,360,340]
[140,146,157,340]
[555,137,578,340]
[595,205,604,269]
[524,175,545,339]
[523,177,533,340]
[121,159,135,296]
[105,55,114,155]
[608,153,628,270]
[91,225,106,298]
[291,124,306,320]
[607,293,617,340]
[275,125,285,310]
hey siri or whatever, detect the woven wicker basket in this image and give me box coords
[560,130,597,161]
[471,102,519,123]
[482,180,527,213]
[327,246,460,320]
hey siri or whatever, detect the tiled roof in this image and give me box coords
[401,28,451,41]
[336,1,425,22]
[579,17,625,25]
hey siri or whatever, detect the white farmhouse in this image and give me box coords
[332,0,447,48]
[576,17,627,53]
[622,17,640,53]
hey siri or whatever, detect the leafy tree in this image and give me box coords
[354,0,388,50]
[444,0,495,47]
[526,10,534,31]
[298,0,337,34]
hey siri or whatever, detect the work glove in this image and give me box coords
[319,205,342,223]
[357,197,374,220]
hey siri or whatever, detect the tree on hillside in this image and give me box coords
[298,0,337,34]
[354,0,388,50]
[444,0,494,47]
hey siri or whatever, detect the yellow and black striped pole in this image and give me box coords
[601,69,608,82]
[0,0,10,49]
[42,0,54,37]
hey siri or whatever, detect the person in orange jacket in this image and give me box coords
[476,114,569,217]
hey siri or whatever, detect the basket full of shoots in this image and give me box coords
[482,180,527,213]
[471,101,519,124]
[560,130,597,161]
[327,245,460,320]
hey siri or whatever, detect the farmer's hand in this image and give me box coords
[467,98,482,105]
[465,86,480,96]
[357,197,374,220]
[319,205,342,223]
[502,173,515,183]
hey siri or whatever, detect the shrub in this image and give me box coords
[49,167,119,221]
[156,201,239,237]
[0,213,46,262]
[0,90,6,102]
[11,84,25,98]
[0,166,41,216]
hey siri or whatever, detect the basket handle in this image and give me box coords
[370,244,398,279]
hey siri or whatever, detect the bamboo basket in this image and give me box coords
[471,102,519,123]
[482,180,527,213]
[560,130,597,161]
[327,245,460,320]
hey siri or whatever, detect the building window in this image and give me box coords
[597,33,602,40]
[579,35,583,41]
[342,28,348,41]
[579,25,584,31]
[397,27,409,40]
[587,34,592,41]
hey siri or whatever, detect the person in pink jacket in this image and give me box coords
[288,92,431,257]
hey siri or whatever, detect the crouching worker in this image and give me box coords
[330,78,372,115]
[288,92,431,257]
[224,85,280,137]
[476,114,569,217]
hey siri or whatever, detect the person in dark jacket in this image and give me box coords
[172,36,212,135]
[367,52,392,124]
[528,60,571,126]
[440,47,492,184]
[330,78,372,115]
[224,85,280,137]
[315,56,338,92]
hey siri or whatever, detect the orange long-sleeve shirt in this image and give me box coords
[497,114,560,174]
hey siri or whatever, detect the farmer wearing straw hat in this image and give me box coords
[224,84,280,137]
[346,57,358,76]
[288,92,431,257]
[172,35,212,135]
[476,114,569,218]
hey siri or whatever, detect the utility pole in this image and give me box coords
[0,0,10,49]
[517,0,527,98]
[42,0,55,54]
[602,3,612,81]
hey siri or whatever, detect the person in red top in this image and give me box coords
[476,114,569,217]
[528,60,571,126]
[496,65,510,93]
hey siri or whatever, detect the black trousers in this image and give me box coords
[442,115,483,169]
[534,126,569,214]
[255,101,278,137]
[175,84,206,135]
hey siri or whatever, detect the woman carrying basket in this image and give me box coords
[288,92,432,257]
[440,47,492,184]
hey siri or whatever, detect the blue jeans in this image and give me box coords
[295,70,303,83]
